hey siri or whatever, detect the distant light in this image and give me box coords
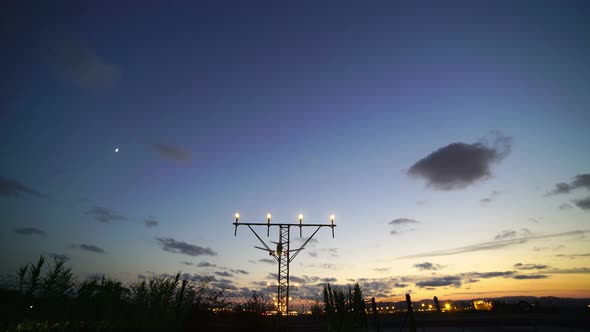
[114,148,119,152]
[30,305,33,309]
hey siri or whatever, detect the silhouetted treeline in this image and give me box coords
[323,283,367,332]
[0,256,230,331]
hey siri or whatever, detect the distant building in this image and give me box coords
[473,299,493,311]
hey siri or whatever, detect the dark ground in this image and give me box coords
[208,311,590,332]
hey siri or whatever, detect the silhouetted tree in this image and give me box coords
[433,296,441,312]
[352,283,367,330]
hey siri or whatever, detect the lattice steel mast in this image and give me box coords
[233,213,336,315]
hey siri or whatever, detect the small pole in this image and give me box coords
[406,293,417,332]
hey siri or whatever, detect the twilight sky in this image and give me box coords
[1,1,589,302]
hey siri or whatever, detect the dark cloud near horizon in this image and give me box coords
[414,262,443,271]
[394,283,408,288]
[514,263,549,270]
[513,274,549,280]
[180,261,193,266]
[86,206,126,223]
[415,276,461,288]
[71,243,106,254]
[556,253,590,259]
[144,219,159,228]
[470,271,514,278]
[49,253,71,261]
[544,267,590,274]
[0,176,48,199]
[407,134,512,190]
[150,143,191,162]
[156,237,216,257]
[197,261,216,267]
[559,203,573,210]
[13,226,46,236]
[398,230,588,259]
[214,271,233,277]
[548,174,590,195]
[231,269,249,275]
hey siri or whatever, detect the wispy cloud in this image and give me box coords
[480,190,500,205]
[415,276,461,288]
[373,267,390,273]
[13,226,46,236]
[259,258,275,264]
[231,269,249,275]
[49,253,70,261]
[398,230,588,259]
[180,261,193,266]
[542,267,590,274]
[212,278,238,291]
[0,176,48,199]
[71,243,106,254]
[513,274,549,280]
[85,206,126,224]
[548,174,590,195]
[407,132,511,190]
[493,228,532,241]
[467,271,514,278]
[389,218,420,235]
[414,262,444,271]
[150,143,191,162]
[46,35,118,89]
[574,196,590,210]
[547,174,590,212]
[514,263,549,270]
[197,261,216,267]
[556,253,590,259]
[144,218,159,228]
[156,237,216,257]
[214,271,233,277]
[321,248,339,257]
[559,203,573,210]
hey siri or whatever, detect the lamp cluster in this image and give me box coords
[234,213,335,224]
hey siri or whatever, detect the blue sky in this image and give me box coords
[1,1,589,301]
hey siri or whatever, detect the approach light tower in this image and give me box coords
[233,212,336,315]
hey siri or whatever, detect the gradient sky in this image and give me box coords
[1,1,589,302]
